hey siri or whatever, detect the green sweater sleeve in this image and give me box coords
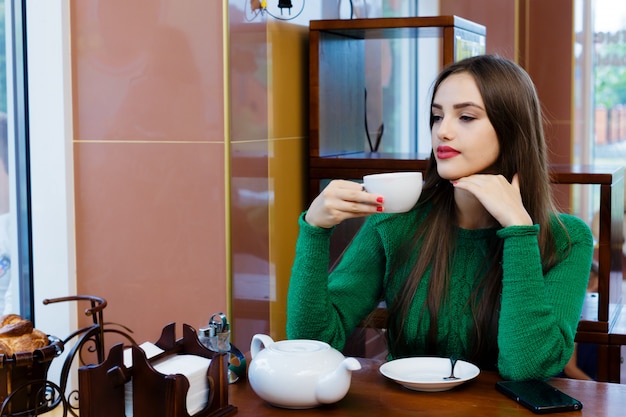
[286,213,386,350]
[496,214,593,380]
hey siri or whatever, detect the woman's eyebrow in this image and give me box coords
[431,102,485,111]
[453,101,485,110]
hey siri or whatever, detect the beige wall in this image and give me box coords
[518,0,575,166]
[518,0,575,211]
[69,0,310,349]
[71,0,229,344]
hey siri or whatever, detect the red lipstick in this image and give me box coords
[436,146,460,159]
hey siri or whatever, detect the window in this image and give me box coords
[1,0,33,319]
[574,0,626,239]
[591,1,626,169]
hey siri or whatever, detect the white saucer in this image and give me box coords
[379,357,480,392]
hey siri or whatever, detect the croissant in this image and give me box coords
[0,314,34,337]
[0,314,49,356]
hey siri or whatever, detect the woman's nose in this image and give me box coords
[435,116,454,141]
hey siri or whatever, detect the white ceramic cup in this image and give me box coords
[362,172,423,213]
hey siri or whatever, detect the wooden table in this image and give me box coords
[229,358,626,416]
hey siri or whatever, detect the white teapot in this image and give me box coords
[247,334,361,409]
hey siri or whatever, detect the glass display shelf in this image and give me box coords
[308,16,486,203]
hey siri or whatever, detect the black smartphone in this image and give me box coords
[495,380,583,414]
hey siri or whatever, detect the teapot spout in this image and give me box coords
[315,357,361,404]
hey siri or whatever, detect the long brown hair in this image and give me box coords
[386,55,562,367]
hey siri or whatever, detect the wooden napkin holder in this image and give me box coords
[78,322,237,417]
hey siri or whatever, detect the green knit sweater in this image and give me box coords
[286,206,594,380]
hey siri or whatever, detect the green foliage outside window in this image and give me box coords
[595,42,626,109]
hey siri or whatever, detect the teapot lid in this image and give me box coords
[269,339,331,354]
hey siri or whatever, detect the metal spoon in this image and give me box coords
[443,356,460,380]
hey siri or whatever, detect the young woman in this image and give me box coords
[286,55,594,381]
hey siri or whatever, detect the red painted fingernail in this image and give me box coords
[376,206,383,212]
[376,197,384,203]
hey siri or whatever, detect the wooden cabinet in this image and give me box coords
[308,16,486,202]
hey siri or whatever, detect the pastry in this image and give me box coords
[0,314,49,356]
[0,314,34,337]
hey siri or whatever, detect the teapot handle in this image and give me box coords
[250,334,275,359]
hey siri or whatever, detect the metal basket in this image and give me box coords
[0,337,64,416]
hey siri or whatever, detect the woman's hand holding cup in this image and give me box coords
[305,172,423,228]
[305,180,384,228]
